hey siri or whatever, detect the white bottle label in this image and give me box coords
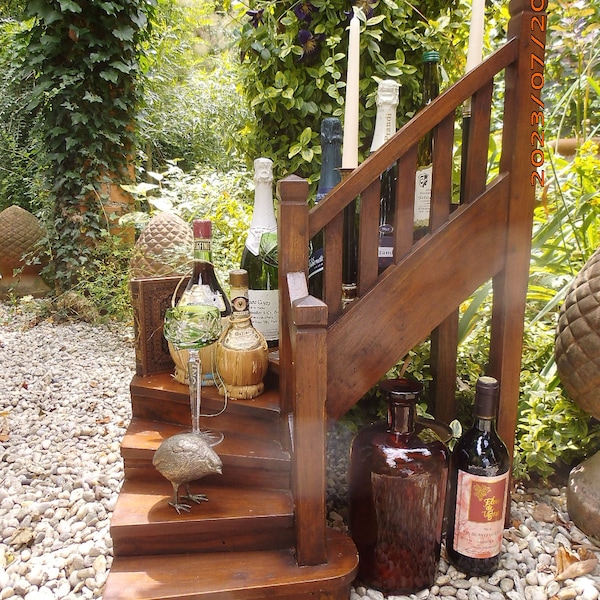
[453,470,509,558]
[247,289,279,342]
[414,165,433,227]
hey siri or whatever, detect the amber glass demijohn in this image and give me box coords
[348,378,449,594]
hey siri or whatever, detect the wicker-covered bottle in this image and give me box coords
[216,269,268,399]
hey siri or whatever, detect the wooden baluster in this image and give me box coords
[462,79,493,203]
[394,145,418,261]
[358,178,381,295]
[430,113,459,424]
[490,0,547,466]
[324,211,344,323]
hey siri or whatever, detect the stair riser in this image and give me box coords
[123,461,291,490]
[112,517,295,556]
[131,395,280,440]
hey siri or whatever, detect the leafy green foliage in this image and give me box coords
[232,0,476,185]
[122,160,253,286]
[139,0,249,172]
[19,0,156,291]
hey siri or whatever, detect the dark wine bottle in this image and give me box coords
[240,157,279,347]
[414,51,441,239]
[174,219,232,386]
[349,378,449,594]
[308,118,342,299]
[446,376,510,576]
[370,79,400,273]
[179,219,232,318]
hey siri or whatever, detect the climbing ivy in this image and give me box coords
[21,0,156,291]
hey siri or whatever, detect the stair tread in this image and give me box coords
[122,418,290,469]
[112,478,294,529]
[103,529,358,600]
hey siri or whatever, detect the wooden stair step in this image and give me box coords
[103,529,358,600]
[111,479,295,556]
[121,418,291,488]
[130,374,283,439]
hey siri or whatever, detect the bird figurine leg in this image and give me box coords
[168,482,192,514]
[181,483,209,504]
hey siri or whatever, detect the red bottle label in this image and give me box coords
[453,471,508,558]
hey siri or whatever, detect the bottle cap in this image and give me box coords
[229,269,249,288]
[422,50,440,63]
[474,376,499,418]
[193,219,212,239]
[379,377,423,402]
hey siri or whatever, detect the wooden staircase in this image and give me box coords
[103,373,358,599]
[103,1,546,597]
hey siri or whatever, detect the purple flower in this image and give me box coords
[298,28,325,63]
[294,1,316,23]
[246,8,264,27]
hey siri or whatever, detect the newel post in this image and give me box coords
[277,175,310,418]
[490,0,547,459]
[278,176,329,566]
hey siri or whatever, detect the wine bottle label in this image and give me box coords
[193,239,211,253]
[247,289,279,341]
[308,248,324,279]
[222,326,263,351]
[414,165,433,227]
[452,470,509,558]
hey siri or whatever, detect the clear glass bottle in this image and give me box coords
[370,79,400,273]
[446,376,510,576]
[348,378,449,594]
[240,157,279,347]
[414,50,440,239]
[308,118,342,299]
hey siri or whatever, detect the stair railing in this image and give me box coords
[278,0,546,567]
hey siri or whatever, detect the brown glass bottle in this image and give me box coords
[446,376,510,576]
[348,378,449,594]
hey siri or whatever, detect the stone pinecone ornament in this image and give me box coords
[129,212,193,279]
[0,205,45,268]
[555,247,600,420]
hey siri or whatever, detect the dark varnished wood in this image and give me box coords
[110,479,295,556]
[104,529,358,600]
[121,417,291,488]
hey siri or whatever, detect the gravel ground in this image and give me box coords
[1,299,599,600]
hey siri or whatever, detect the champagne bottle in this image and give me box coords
[370,79,400,273]
[414,51,441,239]
[216,269,268,400]
[174,219,232,386]
[240,157,279,347]
[446,376,510,576]
[308,118,342,298]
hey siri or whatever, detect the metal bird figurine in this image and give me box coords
[152,432,223,514]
